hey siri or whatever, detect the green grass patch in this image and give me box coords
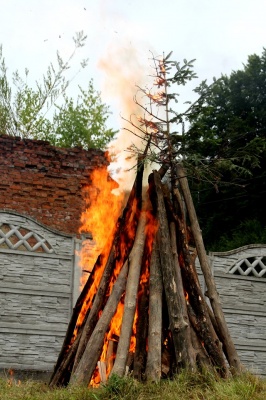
[1,370,266,400]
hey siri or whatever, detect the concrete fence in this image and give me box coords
[0,210,82,372]
[1,209,266,376]
[197,244,266,376]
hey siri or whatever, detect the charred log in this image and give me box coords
[111,211,147,377]
[70,260,129,386]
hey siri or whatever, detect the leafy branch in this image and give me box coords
[0,32,89,138]
[123,51,258,190]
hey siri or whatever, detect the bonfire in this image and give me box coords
[49,52,242,388]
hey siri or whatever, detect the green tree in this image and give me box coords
[126,50,266,251]
[48,81,116,150]
[186,49,266,250]
[0,32,116,150]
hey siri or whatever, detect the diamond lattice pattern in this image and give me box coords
[229,256,266,278]
[0,223,54,253]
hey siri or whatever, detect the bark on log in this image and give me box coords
[174,212,228,376]
[189,323,211,369]
[72,247,116,372]
[50,159,144,385]
[111,211,147,377]
[49,256,102,385]
[176,163,242,374]
[70,260,129,386]
[149,170,194,370]
[145,237,163,381]
[49,329,81,387]
[169,221,195,367]
[106,340,115,375]
[186,301,223,370]
[158,167,229,376]
[133,280,149,380]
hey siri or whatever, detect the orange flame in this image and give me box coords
[130,209,158,354]
[80,167,123,270]
[73,167,123,338]
[100,300,124,362]
[90,367,101,388]
[145,210,158,259]
[7,369,21,387]
[185,291,189,304]
[89,208,158,384]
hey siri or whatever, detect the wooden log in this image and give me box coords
[111,211,147,377]
[106,340,115,375]
[169,221,195,367]
[176,163,242,374]
[50,159,144,385]
[50,246,121,386]
[49,329,81,387]
[126,352,134,375]
[186,301,221,369]
[161,346,171,377]
[173,209,228,376]
[98,361,107,383]
[145,237,163,381]
[133,276,149,380]
[49,256,103,385]
[189,321,212,369]
[149,170,194,370]
[70,259,129,386]
[159,170,229,376]
[72,246,116,372]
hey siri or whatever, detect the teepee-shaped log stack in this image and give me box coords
[49,162,242,388]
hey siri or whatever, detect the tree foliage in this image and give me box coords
[43,81,116,150]
[186,49,266,250]
[126,50,266,251]
[125,51,200,167]
[0,32,116,150]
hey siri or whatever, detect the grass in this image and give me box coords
[1,370,266,400]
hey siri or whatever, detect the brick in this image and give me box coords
[0,135,109,234]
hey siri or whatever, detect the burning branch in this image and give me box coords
[111,211,147,377]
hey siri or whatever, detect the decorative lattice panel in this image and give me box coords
[0,223,54,253]
[229,256,266,278]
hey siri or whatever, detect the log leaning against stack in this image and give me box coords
[49,163,242,388]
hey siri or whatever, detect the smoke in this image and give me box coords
[98,41,154,194]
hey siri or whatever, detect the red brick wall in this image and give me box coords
[0,135,109,234]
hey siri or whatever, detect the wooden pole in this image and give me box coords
[72,247,116,372]
[133,279,149,380]
[150,170,194,370]
[176,163,242,373]
[49,329,81,387]
[48,255,103,385]
[50,158,145,385]
[158,173,227,374]
[173,208,228,375]
[169,221,195,367]
[145,237,163,381]
[70,260,129,386]
[111,211,147,377]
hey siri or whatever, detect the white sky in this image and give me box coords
[1,0,266,128]
[1,0,266,189]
